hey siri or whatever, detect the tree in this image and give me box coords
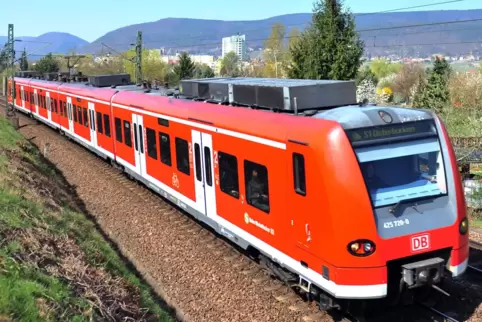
[356,65,378,86]
[263,23,287,78]
[413,57,451,112]
[174,52,195,80]
[220,52,240,77]
[194,64,215,79]
[288,0,364,80]
[370,59,402,80]
[20,49,28,71]
[392,63,425,102]
[33,53,60,74]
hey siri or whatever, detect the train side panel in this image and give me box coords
[212,130,286,253]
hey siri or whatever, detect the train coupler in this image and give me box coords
[402,257,445,289]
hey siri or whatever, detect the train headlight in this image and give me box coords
[459,217,469,235]
[347,239,376,257]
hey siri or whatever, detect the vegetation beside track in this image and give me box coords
[0,116,173,321]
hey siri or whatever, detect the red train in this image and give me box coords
[7,75,469,309]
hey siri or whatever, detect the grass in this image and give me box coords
[0,116,173,321]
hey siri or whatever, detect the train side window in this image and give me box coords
[82,108,88,127]
[73,105,78,122]
[54,99,58,113]
[139,125,144,153]
[218,152,239,199]
[123,120,132,147]
[146,127,157,160]
[175,137,190,175]
[115,117,123,143]
[204,147,212,187]
[103,114,111,137]
[96,112,103,134]
[244,160,270,213]
[159,132,171,166]
[293,153,306,196]
[77,106,83,124]
[194,143,202,181]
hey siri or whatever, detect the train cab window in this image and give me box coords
[103,114,111,137]
[123,120,132,147]
[146,128,157,160]
[96,112,103,134]
[293,153,306,196]
[244,160,270,213]
[83,108,88,127]
[159,132,171,166]
[219,152,239,199]
[115,117,122,142]
[175,137,190,176]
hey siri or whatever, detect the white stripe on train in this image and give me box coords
[22,83,287,150]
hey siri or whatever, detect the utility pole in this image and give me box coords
[135,31,143,85]
[5,24,18,127]
[64,54,86,81]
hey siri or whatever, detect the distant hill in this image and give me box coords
[79,10,482,57]
[3,10,482,60]
[0,32,88,60]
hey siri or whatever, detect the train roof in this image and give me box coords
[313,105,435,130]
[12,76,436,142]
[112,89,337,144]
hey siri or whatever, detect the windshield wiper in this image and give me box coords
[389,199,410,214]
[389,199,424,214]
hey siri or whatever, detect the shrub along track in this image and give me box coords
[4,102,482,322]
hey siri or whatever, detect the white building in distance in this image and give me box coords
[222,34,247,61]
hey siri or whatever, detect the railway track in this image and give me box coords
[1,100,481,322]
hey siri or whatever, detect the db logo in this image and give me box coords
[411,234,430,252]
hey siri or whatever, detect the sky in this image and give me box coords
[1,0,481,42]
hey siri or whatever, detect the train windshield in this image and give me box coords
[355,137,447,208]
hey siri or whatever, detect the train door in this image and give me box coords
[46,92,52,122]
[66,97,74,133]
[33,88,39,114]
[191,130,216,218]
[88,102,98,149]
[20,86,25,110]
[132,113,145,177]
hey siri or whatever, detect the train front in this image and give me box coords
[314,106,469,304]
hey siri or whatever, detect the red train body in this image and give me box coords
[7,76,469,307]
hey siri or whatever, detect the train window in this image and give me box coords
[158,118,169,127]
[73,105,78,122]
[204,147,212,187]
[133,125,138,151]
[103,114,111,137]
[146,128,157,160]
[83,108,88,127]
[175,137,190,176]
[293,153,306,196]
[139,125,144,153]
[159,132,171,166]
[96,112,103,134]
[78,106,83,124]
[115,117,122,143]
[194,143,202,181]
[123,120,132,147]
[54,99,58,113]
[219,152,239,199]
[244,160,270,213]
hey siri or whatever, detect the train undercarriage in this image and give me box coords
[256,247,454,315]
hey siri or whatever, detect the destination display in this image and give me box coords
[346,120,437,144]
